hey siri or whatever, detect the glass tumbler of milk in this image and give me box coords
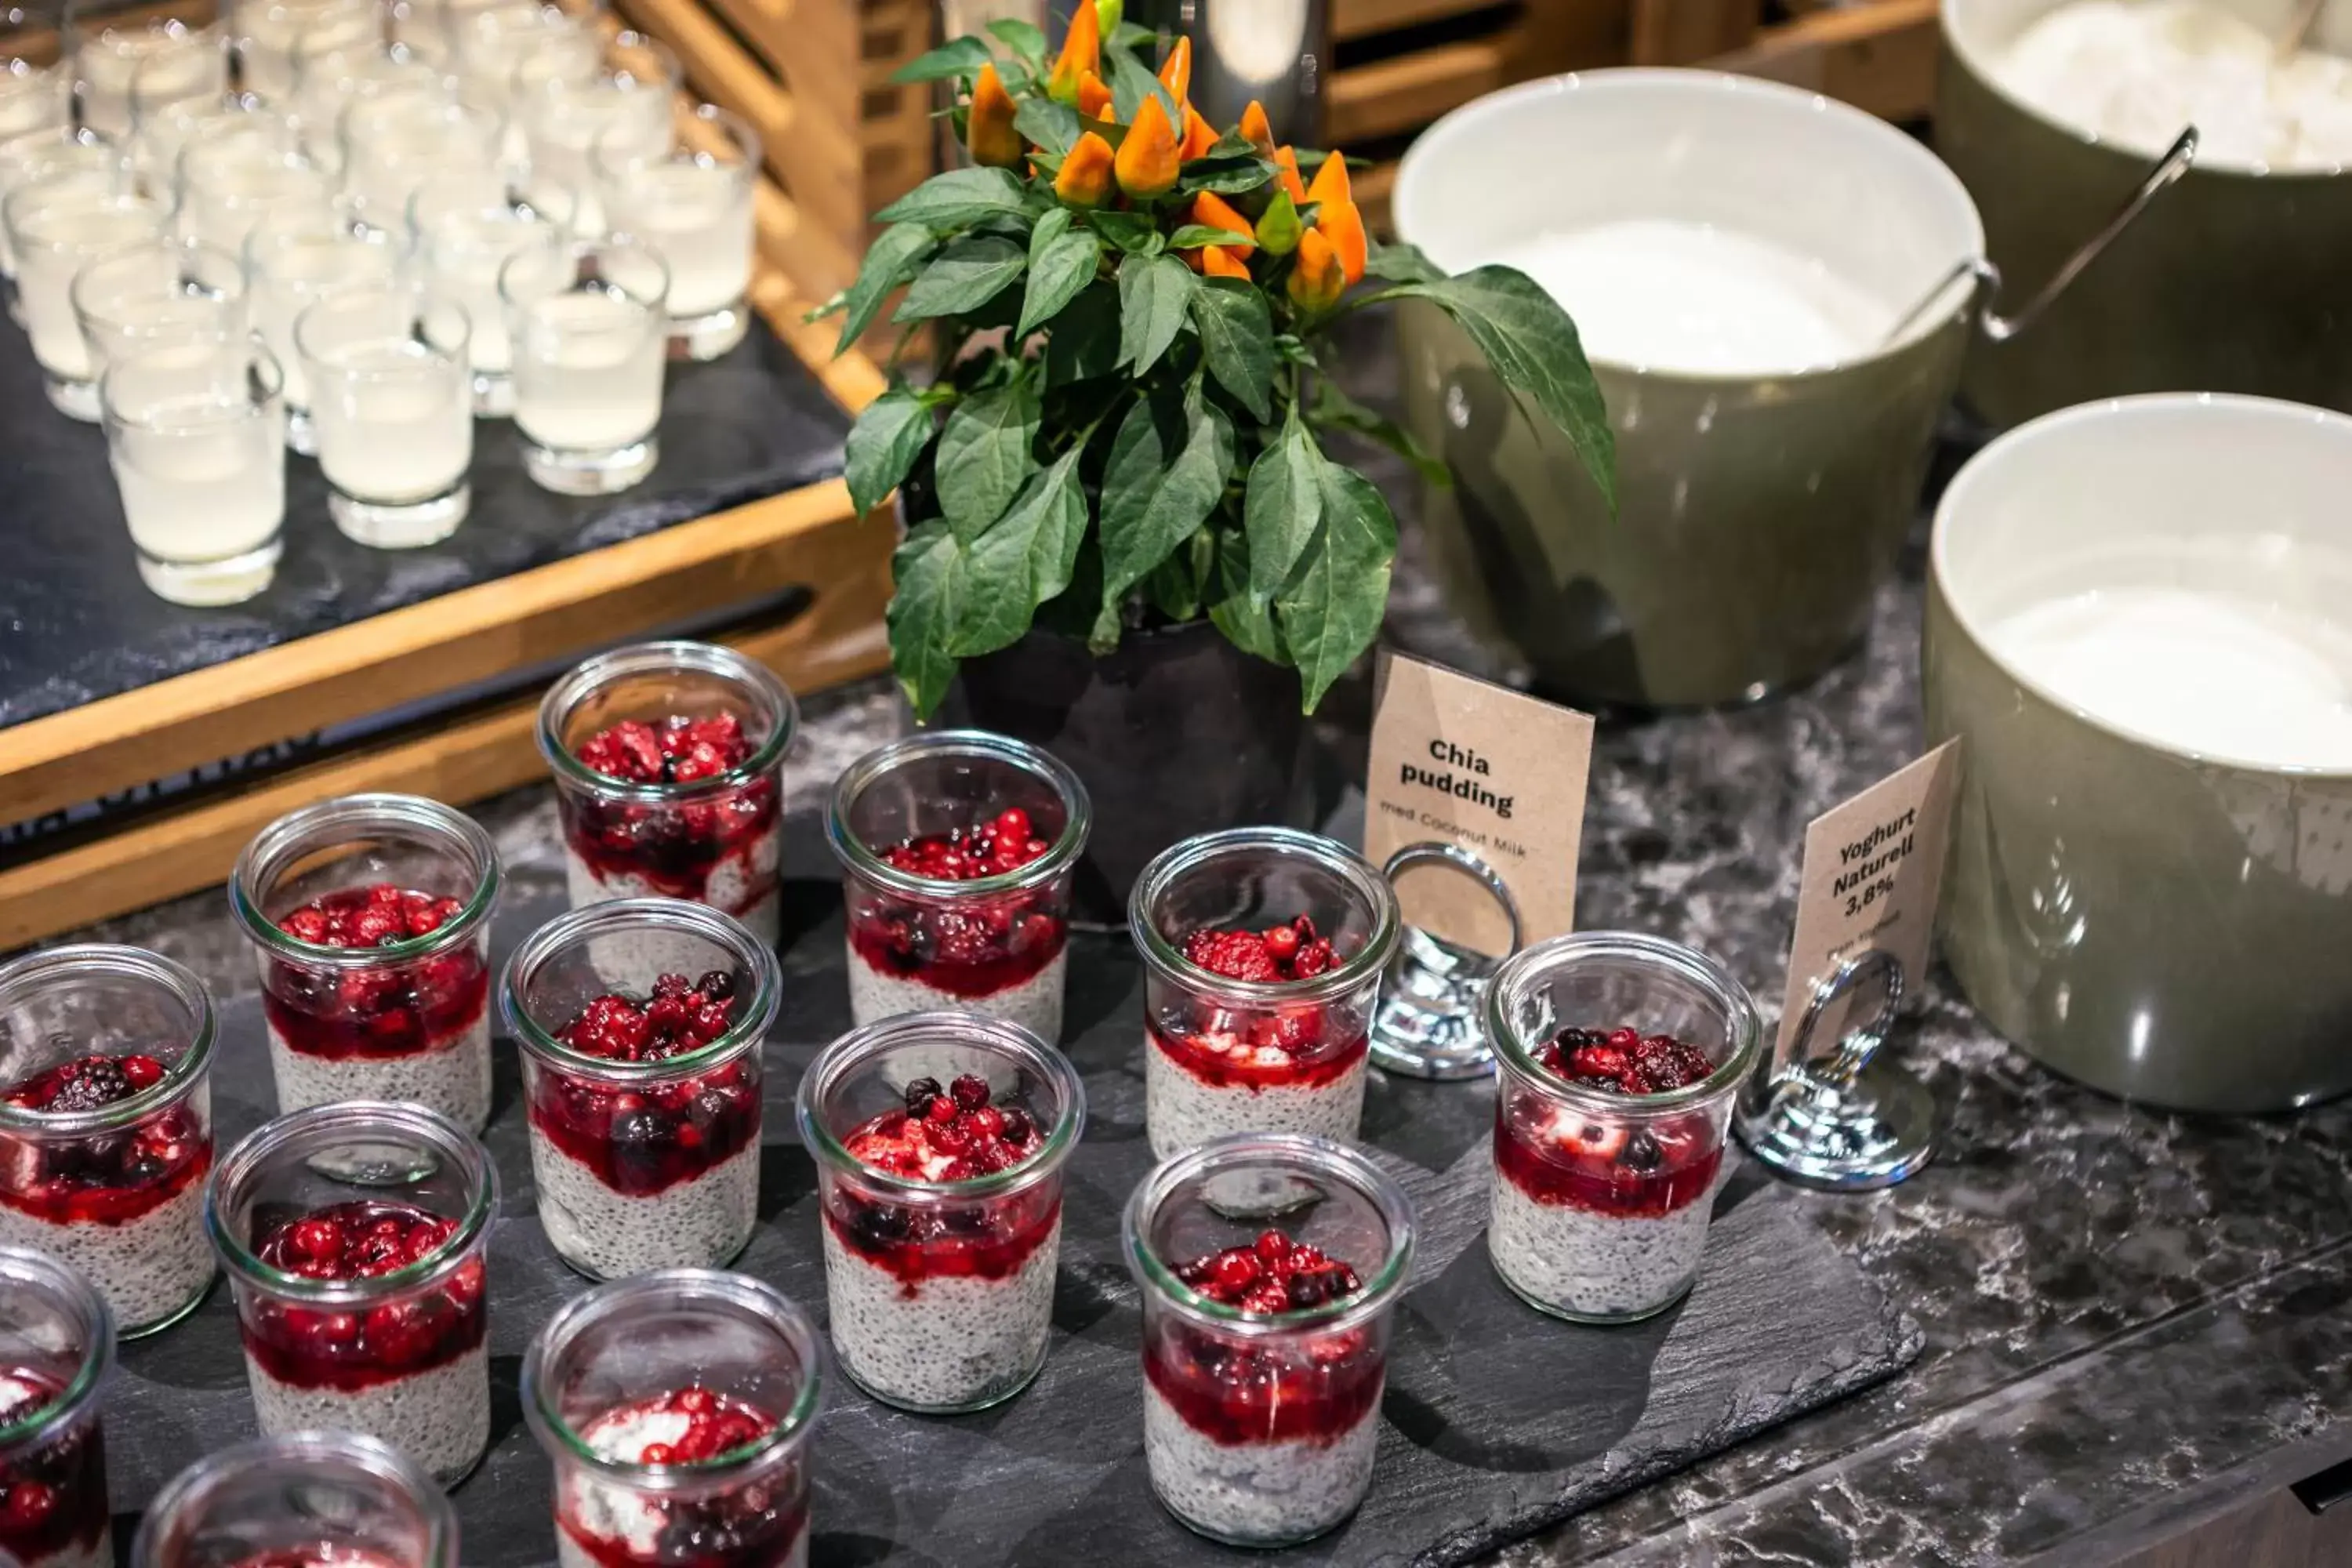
[296,281,476,547]
[232,0,381,105]
[2,174,165,417]
[177,140,330,259]
[408,172,576,414]
[0,125,123,319]
[245,206,409,453]
[71,237,247,379]
[499,231,668,494]
[455,1,598,163]
[339,89,507,231]
[288,38,441,174]
[514,31,676,238]
[100,336,288,607]
[0,48,68,147]
[593,102,757,361]
[67,9,229,140]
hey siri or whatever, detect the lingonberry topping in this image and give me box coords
[575,712,753,786]
[1170,1229,1364,1315]
[256,1201,459,1281]
[278,884,464,949]
[844,1078,1044,1184]
[1181,916,1340,983]
[1537,1026,1716,1096]
[879,809,1051,883]
[3,1054,163,1115]
[593,1386,779,1467]
[558,980,738,1063]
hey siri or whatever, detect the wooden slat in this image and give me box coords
[1333,0,1504,40]
[1327,32,1516,143]
[1702,0,1940,121]
[1631,0,1757,64]
[1356,158,1399,233]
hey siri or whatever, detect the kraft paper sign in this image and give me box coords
[1775,740,1962,1060]
[1363,652,1592,956]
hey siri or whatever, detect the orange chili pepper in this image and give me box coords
[1317,196,1367,285]
[1307,149,1352,208]
[1054,130,1116,207]
[1254,188,1301,256]
[1189,190,1255,256]
[1076,68,1113,122]
[1197,244,1250,280]
[1047,0,1100,107]
[1239,100,1276,158]
[1179,103,1218,162]
[1287,227,1345,312]
[1115,93,1181,198]
[965,63,1022,169]
[1158,34,1191,104]
[1272,146,1308,205]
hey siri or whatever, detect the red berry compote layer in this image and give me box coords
[557,1388,805,1568]
[0,1368,110,1568]
[0,1054,213,1334]
[845,808,1069,1040]
[1144,1230,1382,1545]
[1490,1026,1726,1321]
[527,976,760,1279]
[236,1202,490,1483]
[1146,918,1367,1161]
[263,885,492,1131]
[221,1551,409,1567]
[819,1075,1060,1411]
[564,715,782,946]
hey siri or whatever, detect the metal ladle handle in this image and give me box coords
[1879,126,2201,350]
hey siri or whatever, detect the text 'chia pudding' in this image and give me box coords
[1483,932,1760,1323]
[540,643,800,949]
[829,731,1090,1043]
[1124,1134,1414,1549]
[232,795,501,1134]
[0,1250,115,1568]
[132,1432,456,1568]
[524,1272,821,1568]
[798,1012,1083,1414]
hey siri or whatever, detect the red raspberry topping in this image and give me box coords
[601,1386,779,1467]
[879,809,1051,882]
[1171,1229,1365,1315]
[256,1201,459,1281]
[557,973,739,1063]
[278,884,464,949]
[574,713,752,786]
[3,1053,165,1114]
[1181,916,1340,983]
[842,1074,1044,1184]
[1536,1026,1716,1096]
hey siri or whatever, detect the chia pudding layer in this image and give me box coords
[532,1137,760,1281]
[1145,1030,1367,1162]
[0,1178,213,1334]
[1486,1172,1713,1318]
[564,850,782,951]
[844,949,1065,1042]
[1143,1381,1379,1546]
[0,1369,113,1568]
[555,1390,808,1568]
[265,1021,492,1134]
[245,1341,491,1485]
[818,1213,1059,1412]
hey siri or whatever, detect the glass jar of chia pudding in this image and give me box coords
[230,793,501,1134]
[503,898,781,1281]
[522,1269,822,1568]
[1131,829,1401,1162]
[537,641,798,947]
[204,1101,497,1486]
[0,1247,115,1568]
[0,946,217,1338]
[825,730,1090,1043]
[131,1431,456,1568]
[794,1011,1083,1415]
[1123,1132,1414,1548]
[1484,931,1762,1323]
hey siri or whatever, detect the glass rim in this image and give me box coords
[496,228,669,314]
[823,729,1092,900]
[498,898,784,1080]
[130,1430,458,1568]
[0,943,216,1136]
[203,1099,499,1303]
[523,27,678,100]
[519,1268,822,1488]
[227,793,500,964]
[1483,931,1762,1112]
[2,178,159,248]
[69,235,246,328]
[405,176,577,243]
[1128,827,1403,1007]
[293,281,470,374]
[241,211,407,283]
[1122,1132,1417,1338]
[590,100,760,184]
[0,1245,114,1454]
[793,1011,1086,1203]
[533,640,797,802]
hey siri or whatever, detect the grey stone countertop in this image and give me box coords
[63,318,2352,1566]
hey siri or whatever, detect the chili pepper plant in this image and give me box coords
[821,0,1615,718]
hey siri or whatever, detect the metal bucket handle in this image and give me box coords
[1881,126,2200,349]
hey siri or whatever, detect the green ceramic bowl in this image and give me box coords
[1926,393,2352,1113]
[1939,0,2352,426]
[1392,70,1979,709]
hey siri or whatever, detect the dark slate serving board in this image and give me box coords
[0,313,851,730]
[103,860,1921,1567]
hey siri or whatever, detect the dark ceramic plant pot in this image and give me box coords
[946,622,1314,926]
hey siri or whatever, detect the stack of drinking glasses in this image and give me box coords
[0,0,764,609]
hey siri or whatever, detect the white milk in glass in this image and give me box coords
[80,27,225,140]
[111,404,284,603]
[253,240,404,407]
[607,162,753,318]
[1490,219,1892,376]
[234,0,379,103]
[0,66,63,142]
[1988,583,2352,769]
[310,343,473,501]
[514,291,662,450]
[419,209,559,374]
[16,201,164,379]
